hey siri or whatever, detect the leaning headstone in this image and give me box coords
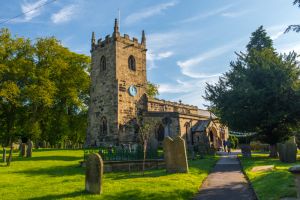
[2,148,6,163]
[20,143,27,157]
[85,153,103,194]
[27,140,33,158]
[163,136,188,173]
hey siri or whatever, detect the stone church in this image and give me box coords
[86,19,228,150]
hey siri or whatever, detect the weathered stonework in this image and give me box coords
[85,153,103,194]
[163,136,188,173]
[86,19,229,149]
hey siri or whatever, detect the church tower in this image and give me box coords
[86,19,147,147]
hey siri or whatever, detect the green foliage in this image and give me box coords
[285,1,300,33]
[228,135,238,149]
[246,26,273,52]
[0,149,218,200]
[205,26,300,146]
[0,28,90,147]
[146,81,159,98]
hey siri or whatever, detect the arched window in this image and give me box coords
[100,117,108,135]
[100,56,106,71]
[128,55,136,71]
[156,124,165,141]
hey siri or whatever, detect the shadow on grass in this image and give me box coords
[27,190,86,200]
[14,164,84,177]
[27,189,194,200]
[12,156,81,162]
[104,189,194,200]
[106,169,168,180]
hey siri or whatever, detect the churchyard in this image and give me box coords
[0,148,218,200]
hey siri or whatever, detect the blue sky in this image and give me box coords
[1,0,300,108]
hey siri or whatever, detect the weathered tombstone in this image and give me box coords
[2,148,6,163]
[240,144,252,158]
[20,143,27,157]
[163,136,188,173]
[42,140,47,148]
[27,140,33,158]
[85,153,103,194]
[278,137,297,163]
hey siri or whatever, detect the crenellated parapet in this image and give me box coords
[147,97,199,115]
[91,19,146,52]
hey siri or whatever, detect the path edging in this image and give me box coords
[237,156,259,200]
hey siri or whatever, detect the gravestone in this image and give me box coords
[42,140,47,148]
[240,144,252,158]
[27,140,33,158]
[85,153,103,194]
[20,143,27,157]
[2,148,6,163]
[163,136,188,173]
[278,137,297,163]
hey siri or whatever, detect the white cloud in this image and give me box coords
[179,4,234,23]
[147,50,174,70]
[177,43,238,78]
[51,5,77,24]
[124,1,178,25]
[277,42,300,54]
[221,9,252,18]
[21,0,47,21]
[158,77,220,108]
[267,25,287,40]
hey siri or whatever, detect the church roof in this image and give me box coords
[197,109,217,119]
[191,120,210,132]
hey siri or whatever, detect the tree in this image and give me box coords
[205,26,300,157]
[146,81,159,98]
[136,114,155,175]
[0,28,90,164]
[285,0,300,33]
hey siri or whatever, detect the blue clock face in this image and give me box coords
[128,85,137,96]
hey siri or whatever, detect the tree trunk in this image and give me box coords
[142,140,147,176]
[269,144,278,158]
[7,142,13,166]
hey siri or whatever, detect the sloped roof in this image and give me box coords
[197,109,217,119]
[191,120,210,132]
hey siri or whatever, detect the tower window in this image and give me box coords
[100,117,108,135]
[128,55,136,71]
[100,56,106,71]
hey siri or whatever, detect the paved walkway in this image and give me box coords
[193,152,256,200]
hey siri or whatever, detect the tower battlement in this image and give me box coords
[91,19,146,52]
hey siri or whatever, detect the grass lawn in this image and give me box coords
[0,149,218,200]
[240,153,298,200]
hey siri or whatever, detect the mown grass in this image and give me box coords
[0,149,218,200]
[240,153,298,200]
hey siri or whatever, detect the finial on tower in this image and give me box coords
[141,30,146,45]
[114,18,119,33]
[91,31,95,50]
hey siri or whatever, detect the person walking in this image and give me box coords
[227,140,232,154]
[223,140,227,152]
